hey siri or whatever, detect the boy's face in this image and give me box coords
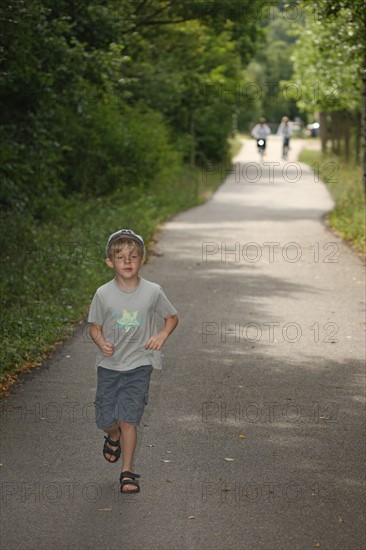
[106,244,145,280]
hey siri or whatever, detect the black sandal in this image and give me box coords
[103,435,121,463]
[120,471,140,494]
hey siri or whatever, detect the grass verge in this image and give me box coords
[228,133,246,158]
[299,149,365,257]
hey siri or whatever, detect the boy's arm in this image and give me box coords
[89,323,115,357]
[145,314,179,351]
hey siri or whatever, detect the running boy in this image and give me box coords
[88,229,178,494]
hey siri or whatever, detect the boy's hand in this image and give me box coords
[102,342,115,357]
[145,315,178,351]
[145,333,167,351]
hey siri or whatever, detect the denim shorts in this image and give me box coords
[94,365,153,429]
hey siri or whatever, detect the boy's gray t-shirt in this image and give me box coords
[88,277,177,372]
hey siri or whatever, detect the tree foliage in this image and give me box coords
[238,6,301,130]
[0,0,261,216]
[280,0,365,177]
[286,2,363,113]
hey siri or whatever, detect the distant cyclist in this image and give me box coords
[277,116,292,160]
[251,117,271,161]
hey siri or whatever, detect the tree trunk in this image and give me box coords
[190,113,195,169]
[343,110,350,162]
[330,112,336,154]
[355,110,362,164]
[333,111,342,155]
[319,111,327,153]
[363,50,366,195]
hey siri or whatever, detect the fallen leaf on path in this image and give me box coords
[165,479,172,483]
[224,457,234,461]
[161,460,171,463]
[315,544,321,548]
[239,434,246,439]
[188,516,195,519]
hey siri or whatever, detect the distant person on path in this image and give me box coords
[251,117,271,158]
[251,117,271,140]
[88,229,178,494]
[277,116,292,159]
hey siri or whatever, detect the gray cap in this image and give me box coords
[106,229,146,257]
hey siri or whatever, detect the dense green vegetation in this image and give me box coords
[1,0,261,217]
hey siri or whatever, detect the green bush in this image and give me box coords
[62,101,181,197]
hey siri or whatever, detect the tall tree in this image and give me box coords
[294,0,365,190]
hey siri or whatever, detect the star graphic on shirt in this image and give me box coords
[115,310,142,332]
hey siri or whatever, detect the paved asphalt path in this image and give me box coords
[1,137,365,550]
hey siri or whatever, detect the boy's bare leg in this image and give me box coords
[104,423,120,461]
[119,421,138,492]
